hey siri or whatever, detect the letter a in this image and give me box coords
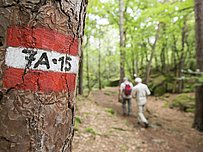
[34,52,50,69]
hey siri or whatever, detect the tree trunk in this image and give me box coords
[119,0,125,84]
[0,0,87,151]
[193,0,203,132]
[177,19,187,93]
[85,40,91,95]
[130,34,137,79]
[98,33,102,90]
[172,34,178,93]
[145,23,161,84]
[131,48,136,78]
[78,47,83,95]
[140,41,146,76]
[160,44,166,72]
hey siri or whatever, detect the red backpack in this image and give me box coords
[124,84,132,96]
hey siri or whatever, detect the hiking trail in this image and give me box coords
[73,87,203,152]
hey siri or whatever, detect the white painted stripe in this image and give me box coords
[5,47,79,74]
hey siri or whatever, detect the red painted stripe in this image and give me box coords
[3,68,76,92]
[6,26,78,56]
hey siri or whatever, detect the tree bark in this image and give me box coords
[171,35,177,92]
[160,44,166,72]
[78,47,83,95]
[177,19,187,93]
[98,29,102,90]
[193,0,203,132]
[85,38,91,95]
[0,0,87,151]
[119,0,125,84]
[145,23,161,84]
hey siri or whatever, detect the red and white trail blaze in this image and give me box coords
[3,26,79,92]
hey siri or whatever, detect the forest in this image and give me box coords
[74,0,203,150]
[0,0,203,151]
[80,0,196,96]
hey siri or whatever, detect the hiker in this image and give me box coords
[119,77,133,116]
[133,77,151,128]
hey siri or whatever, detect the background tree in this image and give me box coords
[82,0,194,94]
[119,0,125,83]
[78,47,84,95]
[193,0,203,131]
[145,23,161,84]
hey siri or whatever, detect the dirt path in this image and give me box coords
[73,87,203,152]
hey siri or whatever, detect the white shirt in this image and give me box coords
[120,81,133,99]
[133,82,151,105]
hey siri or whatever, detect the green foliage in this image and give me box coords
[85,127,97,135]
[170,94,195,112]
[105,108,115,115]
[154,86,166,96]
[75,116,82,124]
[196,76,203,85]
[108,78,120,87]
[75,116,82,131]
[83,0,196,93]
[149,74,169,96]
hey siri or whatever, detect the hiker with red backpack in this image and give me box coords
[119,77,133,116]
[133,77,151,128]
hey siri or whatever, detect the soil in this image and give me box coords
[72,87,203,152]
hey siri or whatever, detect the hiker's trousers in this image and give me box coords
[122,98,131,115]
[137,105,148,124]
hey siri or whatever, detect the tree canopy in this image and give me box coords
[82,0,195,95]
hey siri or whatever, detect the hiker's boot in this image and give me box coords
[144,122,149,128]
